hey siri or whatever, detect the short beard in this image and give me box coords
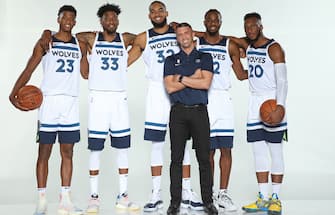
[247,31,261,44]
[207,30,219,37]
[104,29,116,35]
[151,18,167,28]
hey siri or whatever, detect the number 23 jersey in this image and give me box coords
[41,36,81,96]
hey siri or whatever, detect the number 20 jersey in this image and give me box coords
[41,36,81,96]
[88,32,128,91]
[246,39,278,93]
[142,26,180,82]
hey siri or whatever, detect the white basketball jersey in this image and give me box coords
[198,37,232,90]
[142,27,180,82]
[246,39,277,93]
[88,32,128,91]
[41,36,81,96]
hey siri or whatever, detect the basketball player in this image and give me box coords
[74,4,138,213]
[194,9,248,212]
[9,5,87,215]
[230,12,288,215]
[127,1,203,212]
[39,3,138,213]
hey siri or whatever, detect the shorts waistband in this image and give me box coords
[172,103,206,108]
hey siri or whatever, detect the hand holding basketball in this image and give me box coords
[11,85,43,111]
[260,99,285,125]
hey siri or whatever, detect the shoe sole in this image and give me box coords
[116,205,141,211]
[143,204,163,212]
[242,208,268,213]
[268,210,281,215]
[34,212,47,215]
[181,203,204,211]
[86,209,99,214]
[218,204,238,212]
[58,209,84,215]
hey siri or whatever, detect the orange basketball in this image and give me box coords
[259,99,277,123]
[17,85,43,110]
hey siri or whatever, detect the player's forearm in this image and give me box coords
[275,63,288,106]
[181,73,213,90]
[164,75,186,94]
[127,46,142,67]
[232,63,248,80]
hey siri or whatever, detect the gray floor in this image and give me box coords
[1,200,333,215]
[1,141,334,215]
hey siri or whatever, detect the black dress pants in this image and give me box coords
[169,104,213,205]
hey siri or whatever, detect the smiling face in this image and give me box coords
[176,25,194,50]
[204,11,222,36]
[149,2,168,28]
[57,11,76,33]
[100,11,119,34]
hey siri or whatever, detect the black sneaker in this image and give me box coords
[204,203,218,215]
[167,204,180,215]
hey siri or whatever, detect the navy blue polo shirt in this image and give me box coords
[164,48,213,105]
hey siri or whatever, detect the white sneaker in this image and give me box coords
[58,192,84,215]
[116,192,140,211]
[34,195,47,215]
[212,190,218,203]
[143,190,163,212]
[86,195,100,213]
[181,189,204,211]
[217,190,237,212]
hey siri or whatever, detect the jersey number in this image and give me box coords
[249,64,264,78]
[56,59,74,73]
[156,49,175,63]
[213,61,220,74]
[101,57,119,71]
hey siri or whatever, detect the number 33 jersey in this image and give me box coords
[88,32,128,91]
[246,39,278,93]
[41,36,81,96]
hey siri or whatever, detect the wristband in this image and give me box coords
[178,75,184,83]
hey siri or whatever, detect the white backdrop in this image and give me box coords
[1,0,334,204]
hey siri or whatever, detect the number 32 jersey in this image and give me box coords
[142,26,180,82]
[88,32,128,91]
[41,36,81,96]
[246,39,278,93]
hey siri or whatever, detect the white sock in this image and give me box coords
[258,183,269,200]
[272,182,281,197]
[152,175,161,192]
[219,189,228,194]
[119,173,128,195]
[61,186,71,194]
[37,187,46,198]
[182,177,191,191]
[89,174,99,197]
